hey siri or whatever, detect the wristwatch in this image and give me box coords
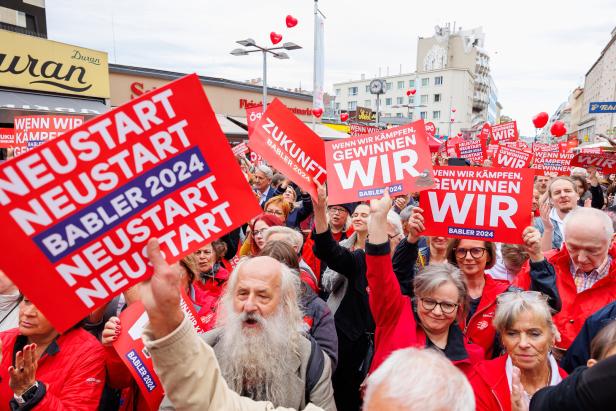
[14,381,39,405]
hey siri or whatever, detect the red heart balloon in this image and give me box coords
[532,112,549,129]
[312,108,323,118]
[550,120,567,137]
[457,132,462,137]
[340,112,349,122]
[286,15,298,28]
[406,90,412,96]
[270,32,282,44]
[452,108,457,113]
[409,88,416,95]
[450,118,455,122]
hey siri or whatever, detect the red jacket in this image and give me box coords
[516,243,616,349]
[104,346,150,411]
[193,266,230,331]
[0,327,105,411]
[469,355,568,411]
[461,274,511,358]
[365,247,484,375]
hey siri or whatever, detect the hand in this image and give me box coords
[101,317,121,346]
[394,196,407,210]
[406,207,426,244]
[522,226,544,262]
[584,197,592,208]
[539,201,553,231]
[311,178,327,211]
[141,239,184,339]
[369,190,392,219]
[510,366,529,411]
[9,344,37,396]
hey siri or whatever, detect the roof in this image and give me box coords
[109,64,312,101]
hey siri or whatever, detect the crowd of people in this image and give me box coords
[1,152,616,411]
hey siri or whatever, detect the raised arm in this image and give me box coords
[522,226,561,312]
[392,207,426,297]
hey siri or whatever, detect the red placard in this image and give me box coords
[531,151,575,176]
[246,106,263,136]
[249,98,326,199]
[456,139,486,163]
[479,123,492,140]
[13,115,85,157]
[350,123,381,136]
[0,128,15,148]
[0,74,262,332]
[232,142,249,157]
[486,144,499,159]
[419,166,534,244]
[532,142,559,153]
[491,121,519,143]
[570,152,616,174]
[424,122,436,137]
[494,146,533,168]
[325,120,434,204]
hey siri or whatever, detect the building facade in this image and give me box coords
[0,0,46,37]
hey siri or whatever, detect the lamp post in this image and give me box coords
[231,39,302,113]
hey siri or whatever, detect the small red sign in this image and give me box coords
[570,152,616,174]
[494,145,533,168]
[531,151,575,176]
[490,121,519,143]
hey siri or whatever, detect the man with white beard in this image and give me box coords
[158,255,336,411]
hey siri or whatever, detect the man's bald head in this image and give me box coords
[565,208,613,272]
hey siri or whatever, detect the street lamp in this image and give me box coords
[231,39,302,113]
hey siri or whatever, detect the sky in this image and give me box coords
[46,0,616,136]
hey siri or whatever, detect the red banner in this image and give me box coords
[249,98,326,199]
[491,121,519,143]
[532,142,559,153]
[350,123,381,136]
[0,74,262,332]
[246,106,263,136]
[424,122,436,137]
[12,115,85,157]
[570,152,616,174]
[494,146,533,168]
[419,166,534,243]
[531,151,575,176]
[479,123,492,140]
[325,120,434,204]
[456,139,486,163]
[0,128,15,148]
[232,142,249,157]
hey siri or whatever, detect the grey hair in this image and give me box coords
[564,207,614,243]
[263,226,304,249]
[387,210,403,236]
[399,205,415,224]
[413,263,468,307]
[217,256,303,329]
[493,291,557,337]
[255,164,273,180]
[364,348,475,411]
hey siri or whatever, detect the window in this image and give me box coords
[421,78,429,87]
[348,87,358,96]
[396,113,403,118]
[365,85,370,93]
[397,81,405,89]
[420,95,429,105]
[348,101,357,110]
[385,98,392,106]
[408,112,413,121]
[386,82,392,90]
[364,100,371,107]
[396,97,404,104]
[433,111,440,119]
[409,80,415,87]
[335,88,341,96]
[435,76,443,85]
[434,94,441,102]
[420,111,427,120]
[408,96,415,104]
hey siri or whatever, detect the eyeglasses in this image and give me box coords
[496,290,546,306]
[252,228,267,237]
[420,297,458,314]
[454,247,486,259]
[328,207,347,215]
[265,209,284,217]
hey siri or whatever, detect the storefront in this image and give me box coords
[0,30,110,126]
[108,64,348,142]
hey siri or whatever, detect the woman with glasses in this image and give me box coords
[469,291,567,411]
[239,213,284,257]
[191,241,229,331]
[364,193,484,375]
[264,195,292,224]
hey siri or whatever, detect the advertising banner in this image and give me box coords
[490,121,519,143]
[531,151,575,176]
[570,152,616,174]
[456,139,486,163]
[494,146,533,168]
[249,98,327,199]
[0,128,15,148]
[325,120,434,204]
[589,102,616,114]
[419,166,534,243]
[0,74,262,332]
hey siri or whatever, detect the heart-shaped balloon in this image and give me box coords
[452,108,457,113]
[457,132,462,137]
[406,90,412,96]
[532,112,549,129]
[312,108,323,118]
[550,120,567,137]
[340,112,349,122]
[450,118,455,122]
[409,88,416,95]
[286,15,298,28]
[270,32,282,44]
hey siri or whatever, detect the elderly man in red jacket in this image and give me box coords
[517,207,616,352]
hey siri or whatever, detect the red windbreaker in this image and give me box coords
[365,249,484,375]
[0,327,105,410]
[515,243,616,349]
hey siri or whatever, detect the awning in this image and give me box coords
[226,116,349,140]
[0,89,109,123]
